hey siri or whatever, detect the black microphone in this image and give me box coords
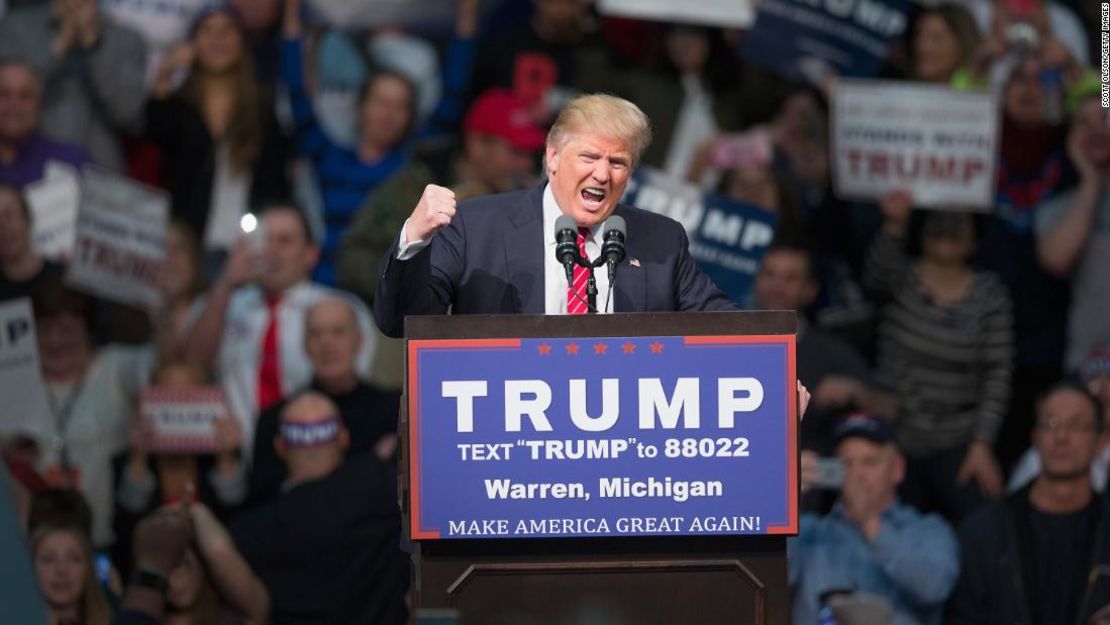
[554,214,579,285]
[601,215,626,284]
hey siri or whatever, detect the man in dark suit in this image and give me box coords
[374,93,735,338]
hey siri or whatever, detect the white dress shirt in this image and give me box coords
[201,282,378,458]
[662,73,718,183]
[398,184,614,314]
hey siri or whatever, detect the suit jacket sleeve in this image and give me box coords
[373,214,467,338]
[672,226,736,312]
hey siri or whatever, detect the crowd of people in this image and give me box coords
[0,0,1107,623]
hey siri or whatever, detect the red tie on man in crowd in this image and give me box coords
[258,297,283,410]
[567,227,591,315]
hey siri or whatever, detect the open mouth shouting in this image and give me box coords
[580,186,608,211]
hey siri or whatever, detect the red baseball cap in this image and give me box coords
[463,89,546,152]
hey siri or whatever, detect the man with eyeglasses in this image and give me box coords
[1007,347,1110,492]
[948,380,1110,625]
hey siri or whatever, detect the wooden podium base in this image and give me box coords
[411,535,788,624]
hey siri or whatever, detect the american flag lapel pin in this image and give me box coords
[629,258,640,268]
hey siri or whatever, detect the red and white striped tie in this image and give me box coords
[567,227,591,314]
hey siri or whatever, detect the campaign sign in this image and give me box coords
[140,387,228,454]
[598,0,754,28]
[309,0,457,29]
[26,164,81,260]
[622,167,776,306]
[832,79,1000,210]
[66,168,169,309]
[738,0,909,81]
[408,334,797,540]
[0,298,52,434]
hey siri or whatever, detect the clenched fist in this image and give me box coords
[406,184,457,244]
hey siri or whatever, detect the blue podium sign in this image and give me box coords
[407,334,797,540]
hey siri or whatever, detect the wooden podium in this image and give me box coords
[400,311,797,625]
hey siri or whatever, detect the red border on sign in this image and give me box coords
[409,335,798,539]
[408,338,522,540]
[683,334,798,534]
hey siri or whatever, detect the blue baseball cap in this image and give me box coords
[833,412,896,446]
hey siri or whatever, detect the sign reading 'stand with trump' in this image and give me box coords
[407,334,798,540]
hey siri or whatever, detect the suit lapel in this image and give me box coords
[612,205,647,312]
[504,186,546,314]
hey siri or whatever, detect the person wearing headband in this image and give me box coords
[271,392,348,489]
[230,389,407,624]
[247,297,400,505]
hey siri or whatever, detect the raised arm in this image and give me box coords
[1036,117,1104,276]
[373,184,461,337]
[416,0,480,139]
[863,189,914,297]
[280,0,337,162]
[191,502,270,625]
[77,10,147,130]
[183,240,258,369]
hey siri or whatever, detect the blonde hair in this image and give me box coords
[31,525,112,625]
[546,94,653,164]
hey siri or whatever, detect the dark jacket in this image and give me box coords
[143,95,291,237]
[247,379,400,507]
[231,454,408,625]
[373,184,736,338]
[947,485,1110,625]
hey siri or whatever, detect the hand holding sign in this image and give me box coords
[880,189,913,237]
[140,387,231,454]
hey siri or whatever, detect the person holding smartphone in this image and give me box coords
[791,413,959,625]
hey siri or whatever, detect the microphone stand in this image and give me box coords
[576,255,599,313]
[586,271,598,313]
[587,256,613,314]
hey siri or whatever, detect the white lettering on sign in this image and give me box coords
[719,378,764,428]
[444,378,765,433]
[569,378,619,432]
[442,381,488,433]
[505,380,554,432]
[638,378,701,429]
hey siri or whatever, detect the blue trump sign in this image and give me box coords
[738,0,909,81]
[407,334,798,540]
[621,167,777,306]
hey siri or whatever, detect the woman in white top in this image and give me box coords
[30,285,153,548]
